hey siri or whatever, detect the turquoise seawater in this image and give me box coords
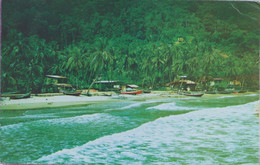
[0,94,259,164]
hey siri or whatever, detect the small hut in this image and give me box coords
[121,84,139,92]
[55,83,73,93]
[94,80,122,91]
[167,80,196,91]
[45,75,68,84]
[209,78,223,86]
[44,75,69,93]
[230,80,241,86]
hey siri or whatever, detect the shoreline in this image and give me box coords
[1,95,115,110]
[1,91,258,110]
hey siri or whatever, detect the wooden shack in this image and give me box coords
[167,80,196,91]
[209,78,223,86]
[45,75,69,93]
[94,80,122,91]
[121,84,139,92]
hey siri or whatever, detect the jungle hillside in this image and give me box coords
[1,0,259,93]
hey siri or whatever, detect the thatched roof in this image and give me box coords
[94,80,120,84]
[46,75,68,79]
[166,80,196,86]
[55,83,72,87]
[127,84,139,88]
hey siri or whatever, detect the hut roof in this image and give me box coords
[178,80,195,84]
[55,83,72,87]
[166,80,196,86]
[179,76,187,79]
[127,84,139,88]
[46,75,68,79]
[94,80,120,84]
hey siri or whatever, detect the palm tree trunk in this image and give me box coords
[87,79,96,96]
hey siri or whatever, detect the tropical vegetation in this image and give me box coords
[2,0,259,93]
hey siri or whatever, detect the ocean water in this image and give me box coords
[0,94,259,164]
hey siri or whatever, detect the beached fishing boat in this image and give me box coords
[63,91,82,96]
[232,91,239,93]
[10,93,31,99]
[144,91,151,93]
[184,93,204,97]
[178,91,204,97]
[121,90,143,95]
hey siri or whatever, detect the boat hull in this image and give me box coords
[63,92,82,96]
[121,90,143,95]
[10,93,31,99]
[184,93,204,97]
[178,92,204,97]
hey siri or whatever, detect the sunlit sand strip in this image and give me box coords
[1,92,258,110]
[0,96,112,110]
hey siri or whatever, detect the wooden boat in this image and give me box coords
[121,90,143,95]
[184,93,204,97]
[232,91,239,93]
[239,90,247,93]
[177,91,203,97]
[144,91,151,93]
[63,91,82,96]
[10,93,31,99]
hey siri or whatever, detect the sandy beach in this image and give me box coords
[0,91,178,110]
[0,95,115,110]
[1,91,258,110]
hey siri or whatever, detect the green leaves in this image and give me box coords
[2,0,259,91]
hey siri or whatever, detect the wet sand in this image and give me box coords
[1,91,258,110]
[1,95,113,110]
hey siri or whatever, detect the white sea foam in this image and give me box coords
[4,113,58,119]
[147,102,197,111]
[0,123,23,130]
[43,113,117,125]
[119,102,145,109]
[35,101,259,164]
[218,95,237,98]
[108,99,165,111]
[244,94,259,97]
[1,113,117,131]
[177,97,197,100]
[219,93,259,98]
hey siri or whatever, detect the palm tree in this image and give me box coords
[61,46,88,88]
[90,38,113,81]
[150,46,165,87]
[62,47,85,72]
[224,58,240,81]
[1,70,17,92]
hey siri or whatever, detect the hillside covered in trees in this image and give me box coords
[2,0,259,93]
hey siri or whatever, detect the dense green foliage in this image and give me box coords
[2,0,259,92]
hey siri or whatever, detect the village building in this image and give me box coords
[209,78,223,87]
[166,80,196,91]
[94,80,122,91]
[121,84,139,92]
[45,75,71,93]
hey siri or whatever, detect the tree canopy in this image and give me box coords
[2,0,259,92]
